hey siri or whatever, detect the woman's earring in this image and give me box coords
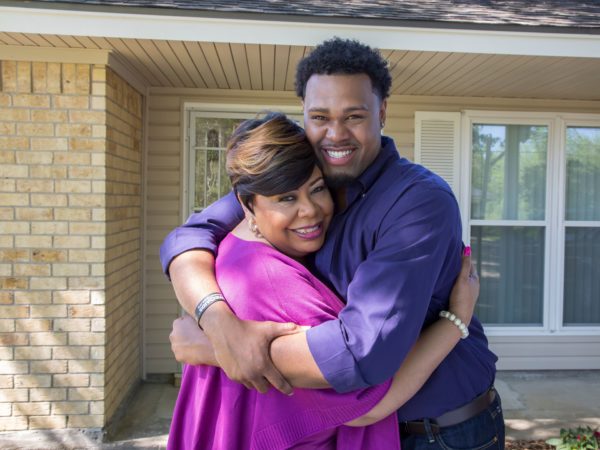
[380,120,385,129]
[248,217,263,238]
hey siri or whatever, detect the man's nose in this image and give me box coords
[326,120,349,142]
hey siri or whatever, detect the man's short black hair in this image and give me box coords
[295,37,392,100]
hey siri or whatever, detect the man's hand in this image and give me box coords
[202,304,302,395]
[170,315,217,366]
[448,247,480,326]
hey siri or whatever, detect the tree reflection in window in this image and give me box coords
[192,118,244,211]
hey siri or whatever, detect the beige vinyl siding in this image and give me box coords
[490,336,600,370]
[387,95,600,161]
[144,90,600,374]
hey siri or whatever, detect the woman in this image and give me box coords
[167,113,476,450]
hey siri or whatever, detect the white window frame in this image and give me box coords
[181,103,303,222]
[461,110,600,337]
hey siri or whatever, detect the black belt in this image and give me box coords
[400,387,496,435]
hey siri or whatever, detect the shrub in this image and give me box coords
[546,426,600,450]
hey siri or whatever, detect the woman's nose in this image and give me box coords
[298,198,318,217]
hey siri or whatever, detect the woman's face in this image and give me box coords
[251,166,333,260]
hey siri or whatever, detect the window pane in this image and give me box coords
[192,117,244,211]
[193,148,206,209]
[563,227,600,326]
[566,127,600,221]
[471,226,545,325]
[471,124,548,220]
[206,149,220,205]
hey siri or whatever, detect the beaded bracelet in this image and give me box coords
[194,292,225,329]
[439,310,469,339]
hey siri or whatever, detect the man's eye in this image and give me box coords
[347,115,363,121]
[311,115,327,121]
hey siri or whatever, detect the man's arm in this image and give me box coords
[170,248,477,392]
[162,192,300,394]
[307,187,464,392]
[160,191,243,278]
[166,187,468,395]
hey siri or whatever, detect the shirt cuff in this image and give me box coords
[306,319,369,393]
[159,228,219,277]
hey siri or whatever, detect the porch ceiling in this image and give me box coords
[1,31,599,101]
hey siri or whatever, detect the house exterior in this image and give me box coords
[0,0,599,435]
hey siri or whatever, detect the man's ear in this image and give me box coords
[379,99,387,127]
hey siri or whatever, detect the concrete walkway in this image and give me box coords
[2,370,599,449]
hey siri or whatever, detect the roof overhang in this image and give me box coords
[1,4,600,58]
[1,3,599,100]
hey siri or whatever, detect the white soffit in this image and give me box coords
[0,5,600,59]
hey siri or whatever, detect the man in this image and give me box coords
[161,38,504,448]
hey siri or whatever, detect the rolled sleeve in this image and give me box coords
[159,191,244,277]
[309,187,462,392]
[306,319,369,391]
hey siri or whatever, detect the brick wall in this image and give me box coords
[0,61,143,432]
[103,69,143,424]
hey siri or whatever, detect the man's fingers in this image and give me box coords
[252,377,271,394]
[265,321,302,337]
[263,367,293,396]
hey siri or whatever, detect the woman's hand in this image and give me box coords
[448,247,479,326]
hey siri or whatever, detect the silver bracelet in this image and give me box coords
[439,310,469,339]
[194,292,225,329]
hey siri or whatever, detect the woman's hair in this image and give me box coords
[226,112,320,212]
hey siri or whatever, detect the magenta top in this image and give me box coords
[167,234,400,450]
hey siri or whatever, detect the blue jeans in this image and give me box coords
[400,392,505,450]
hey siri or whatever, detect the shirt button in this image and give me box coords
[361,193,366,198]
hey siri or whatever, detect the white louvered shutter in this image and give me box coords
[414,112,461,200]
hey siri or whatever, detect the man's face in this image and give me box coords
[303,74,386,187]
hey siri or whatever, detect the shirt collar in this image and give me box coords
[344,136,399,203]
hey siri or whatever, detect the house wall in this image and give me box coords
[144,88,600,374]
[0,61,142,432]
[103,69,143,424]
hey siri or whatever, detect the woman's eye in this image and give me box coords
[279,195,295,202]
[312,185,326,194]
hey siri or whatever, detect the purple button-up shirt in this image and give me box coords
[160,137,497,421]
